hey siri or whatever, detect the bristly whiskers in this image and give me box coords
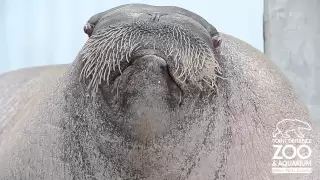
[79,22,222,94]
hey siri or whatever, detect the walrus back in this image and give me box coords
[0,64,67,156]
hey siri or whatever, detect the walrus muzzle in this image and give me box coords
[78,21,222,93]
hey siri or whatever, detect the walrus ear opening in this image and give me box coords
[212,34,222,48]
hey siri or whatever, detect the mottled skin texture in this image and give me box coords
[0,4,319,180]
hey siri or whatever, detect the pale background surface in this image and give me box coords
[264,0,320,122]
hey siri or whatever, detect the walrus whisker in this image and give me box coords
[86,66,95,79]
[202,78,213,89]
[118,51,125,74]
[167,43,174,56]
[173,53,180,75]
[101,63,107,82]
[98,65,105,85]
[106,50,114,85]
[112,48,117,71]
[119,29,130,58]
[83,56,96,77]
[79,63,87,80]
[104,41,118,80]
[127,30,134,47]
[199,52,206,69]
[212,73,226,80]
[195,50,201,73]
[187,36,191,58]
[182,73,188,83]
[101,49,112,82]
[88,72,97,91]
[186,47,193,79]
[177,54,187,79]
[132,30,142,45]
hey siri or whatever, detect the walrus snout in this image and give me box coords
[139,55,167,71]
[83,23,94,37]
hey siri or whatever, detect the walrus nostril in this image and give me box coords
[147,13,168,22]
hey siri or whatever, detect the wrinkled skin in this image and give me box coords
[0,3,319,180]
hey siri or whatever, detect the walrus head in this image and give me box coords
[60,5,228,178]
[79,4,223,95]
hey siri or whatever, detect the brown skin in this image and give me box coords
[0,4,319,180]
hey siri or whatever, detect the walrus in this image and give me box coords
[0,3,319,180]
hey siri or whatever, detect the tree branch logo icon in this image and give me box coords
[273,119,312,139]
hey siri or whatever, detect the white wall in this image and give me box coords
[264,0,320,122]
[0,0,264,74]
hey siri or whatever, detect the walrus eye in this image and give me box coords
[83,23,94,37]
[212,35,222,48]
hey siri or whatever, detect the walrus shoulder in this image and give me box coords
[0,64,68,143]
